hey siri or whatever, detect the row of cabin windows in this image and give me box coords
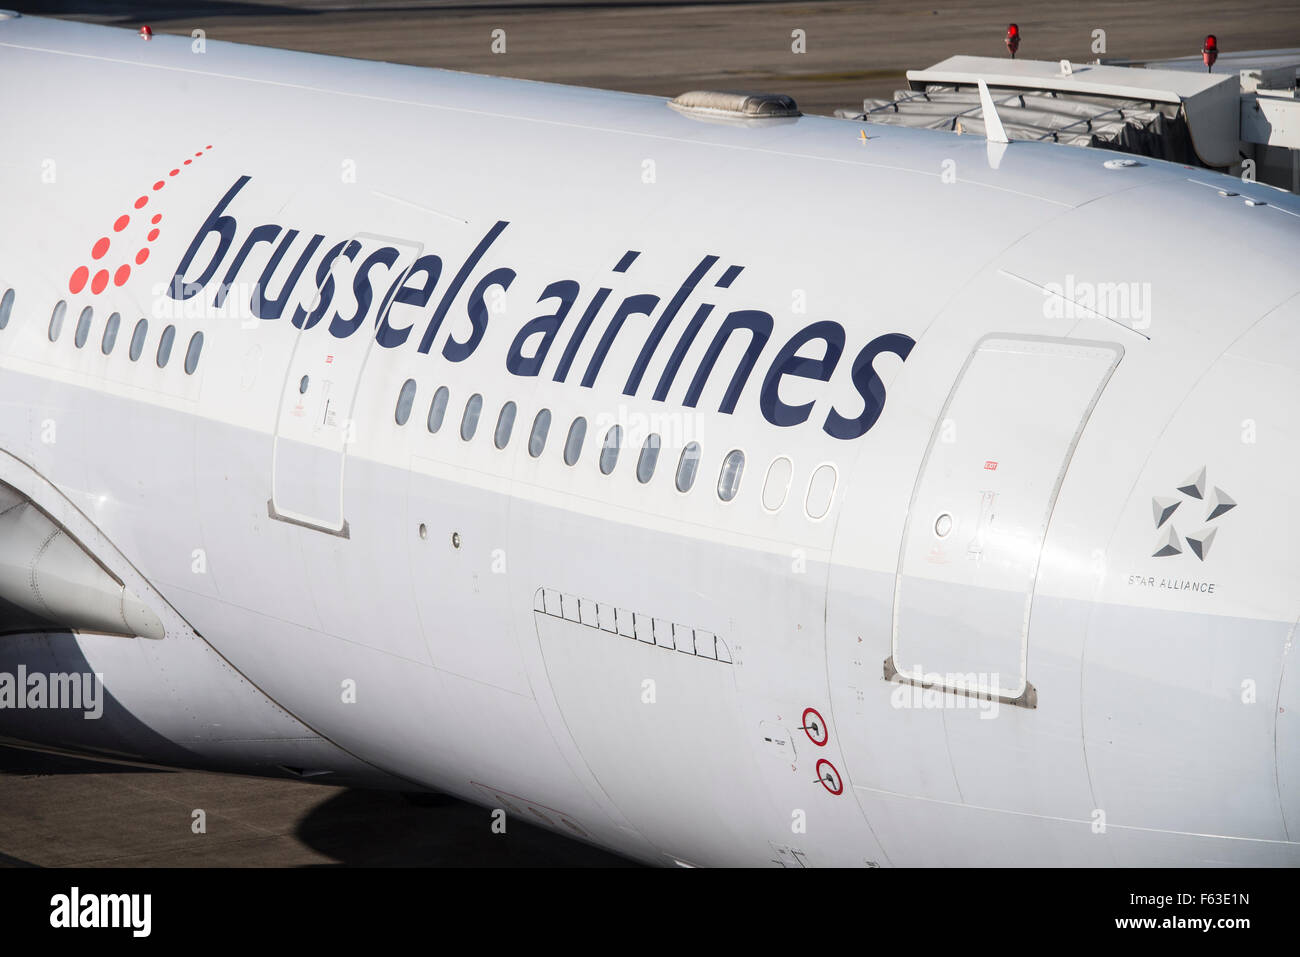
[393,378,745,501]
[4,294,205,374]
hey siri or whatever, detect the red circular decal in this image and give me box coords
[801,707,828,747]
[816,759,843,795]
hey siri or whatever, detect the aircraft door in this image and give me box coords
[270,233,422,535]
[889,335,1121,704]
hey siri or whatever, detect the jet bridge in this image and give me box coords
[837,54,1300,193]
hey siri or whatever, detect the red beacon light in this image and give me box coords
[1005,23,1021,59]
[139,24,153,40]
[1202,34,1217,72]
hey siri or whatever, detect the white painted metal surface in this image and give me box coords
[908,54,1238,104]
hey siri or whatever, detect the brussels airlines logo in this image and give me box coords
[164,175,915,440]
[67,145,214,295]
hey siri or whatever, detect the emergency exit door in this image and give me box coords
[890,334,1122,703]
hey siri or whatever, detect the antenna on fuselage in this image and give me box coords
[977,79,1010,144]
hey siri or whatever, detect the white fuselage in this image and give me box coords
[1,14,1298,866]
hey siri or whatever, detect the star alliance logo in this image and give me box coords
[1152,466,1236,560]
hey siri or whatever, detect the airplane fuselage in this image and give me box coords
[2,13,1299,866]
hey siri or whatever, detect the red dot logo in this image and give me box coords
[66,145,212,295]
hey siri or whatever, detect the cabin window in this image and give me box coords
[495,401,517,449]
[0,288,13,329]
[599,425,622,475]
[156,324,176,367]
[129,319,148,361]
[675,441,701,493]
[762,456,793,511]
[184,331,203,374]
[637,434,661,484]
[395,378,417,425]
[805,464,838,519]
[460,393,483,440]
[101,313,120,354]
[563,417,587,466]
[74,307,92,348]
[427,386,449,433]
[528,409,551,457]
[48,301,66,342]
[717,449,745,502]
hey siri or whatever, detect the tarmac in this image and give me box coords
[0,746,634,866]
[21,0,1300,115]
